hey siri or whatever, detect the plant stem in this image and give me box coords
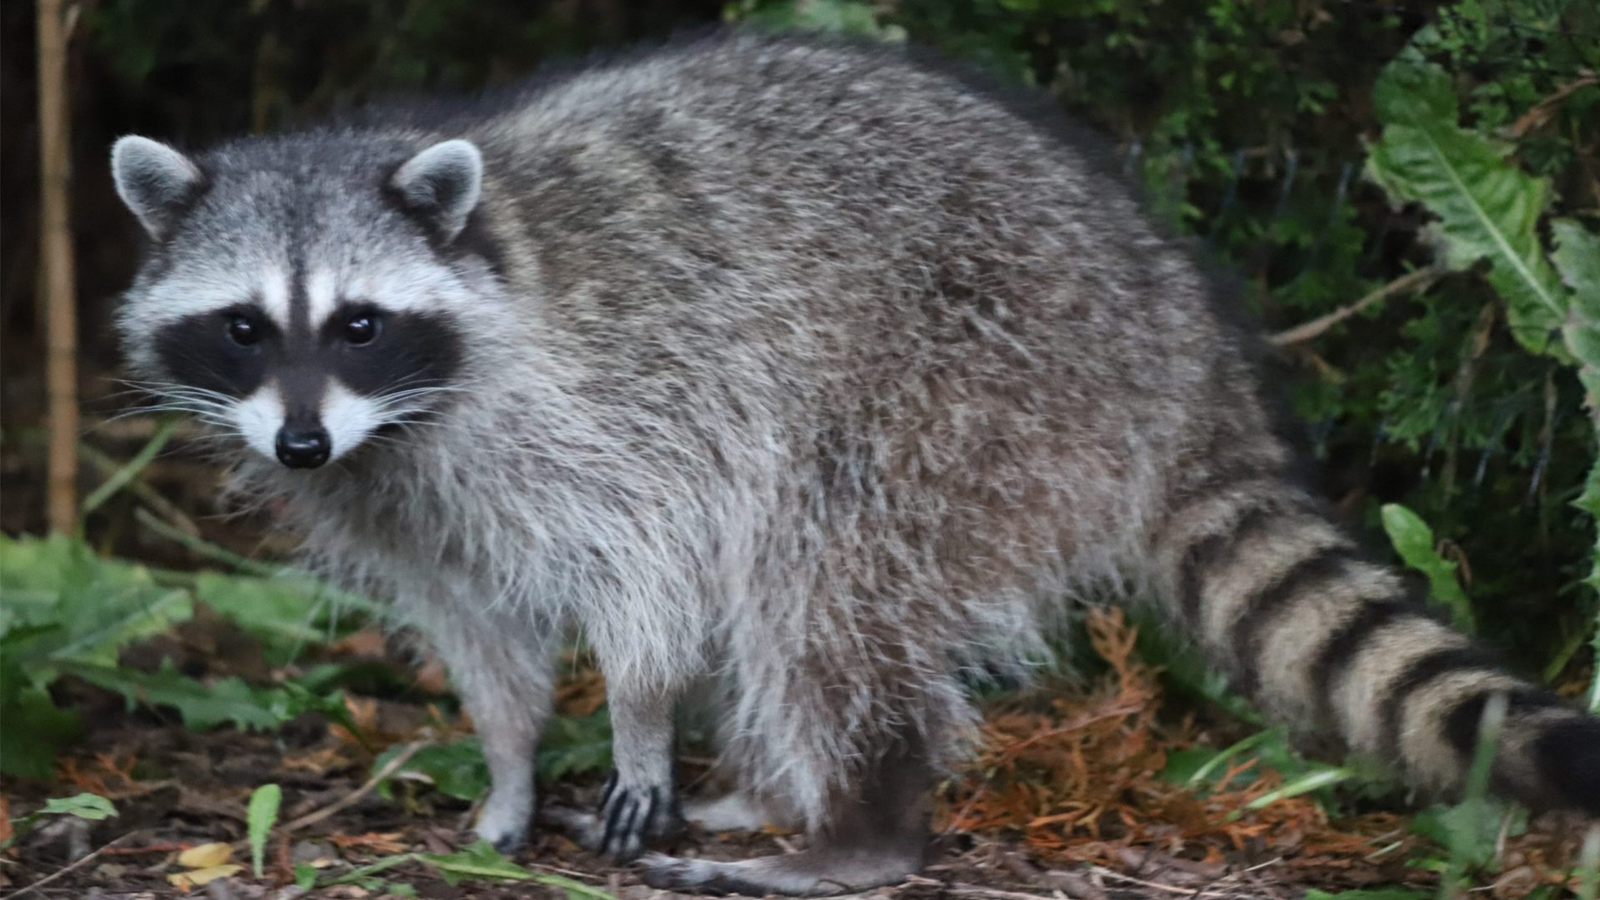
[79,417,181,519]
[37,0,79,533]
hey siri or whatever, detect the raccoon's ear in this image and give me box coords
[389,139,483,243]
[111,136,206,241]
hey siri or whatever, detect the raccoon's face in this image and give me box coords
[111,134,494,469]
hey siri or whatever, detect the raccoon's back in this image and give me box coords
[462,33,1254,517]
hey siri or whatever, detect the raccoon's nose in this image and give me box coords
[275,426,330,469]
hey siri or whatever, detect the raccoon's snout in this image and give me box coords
[276,425,331,469]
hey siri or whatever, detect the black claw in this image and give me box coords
[592,780,681,860]
[488,829,527,855]
[638,787,659,838]
[602,795,629,850]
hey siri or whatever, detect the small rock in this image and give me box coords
[290,840,338,865]
[1040,869,1110,900]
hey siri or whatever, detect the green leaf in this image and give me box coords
[1380,504,1474,633]
[1577,827,1599,900]
[1366,58,1570,358]
[373,738,490,802]
[530,871,623,900]
[326,853,419,886]
[247,783,282,878]
[60,660,319,731]
[417,840,537,884]
[1236,765,1353,816]
[1175,728,1279,788]
[0,534,194,670]
[294,863,319,889]
[536,709,614,783]
[0,679,80,779]
[1305,883,1433,890]
[415,842,616,900]
[1552,219,1600,322]
[40,792,118,820]
[3,792,118,850]
[193,572,342,665]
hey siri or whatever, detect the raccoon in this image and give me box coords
[111,30,1598,895]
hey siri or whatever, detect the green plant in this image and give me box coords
[0,531,364,778]
[1,793,117,852]
[246,783,282,879]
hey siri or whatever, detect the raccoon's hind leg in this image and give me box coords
[641,739,930,896]
[1158,443,1600,814]
[682,789,801,833]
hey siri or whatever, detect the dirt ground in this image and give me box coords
[1,717,1400,900]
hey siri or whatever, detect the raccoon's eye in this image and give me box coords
[226,314,261,347]
[343,312,381,346]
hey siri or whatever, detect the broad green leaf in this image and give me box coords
[1380,504,1473,632]
[537,709,614,782]
[0,534,193,670]
[40,792,118,820]
[374,738,490,802]
[61,660,321,731]
[1549,218,1600,711]
[193,572,337,664]
[247,783,282,878]
[0,679,80,779]
[1366,57,1569,358]
[1553,219,1600,322]
[2,792,118,850]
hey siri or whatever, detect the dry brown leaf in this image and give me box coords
[328,831,408,854]
[167,863,243,889]
[282,744,350,774]
[938,607,1428,876]
[176,841,233,869]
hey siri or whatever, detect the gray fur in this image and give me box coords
[112,30,1599,895]
[389,139,484,241]
[111,135,206,240]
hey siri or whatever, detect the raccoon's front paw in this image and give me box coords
[595,770,682,860]
[474,787,533,854]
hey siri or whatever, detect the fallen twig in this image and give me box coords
[1269,267,1444,347]
[276,739,432,835]
[14,830,142,898]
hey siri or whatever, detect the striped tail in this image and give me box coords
[1156,457,1600,816]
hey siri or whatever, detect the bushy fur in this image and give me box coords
[114,30,1598,894]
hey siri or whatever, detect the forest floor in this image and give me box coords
[6,600,1597,900]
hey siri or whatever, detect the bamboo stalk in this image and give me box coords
[37,0,79,532]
